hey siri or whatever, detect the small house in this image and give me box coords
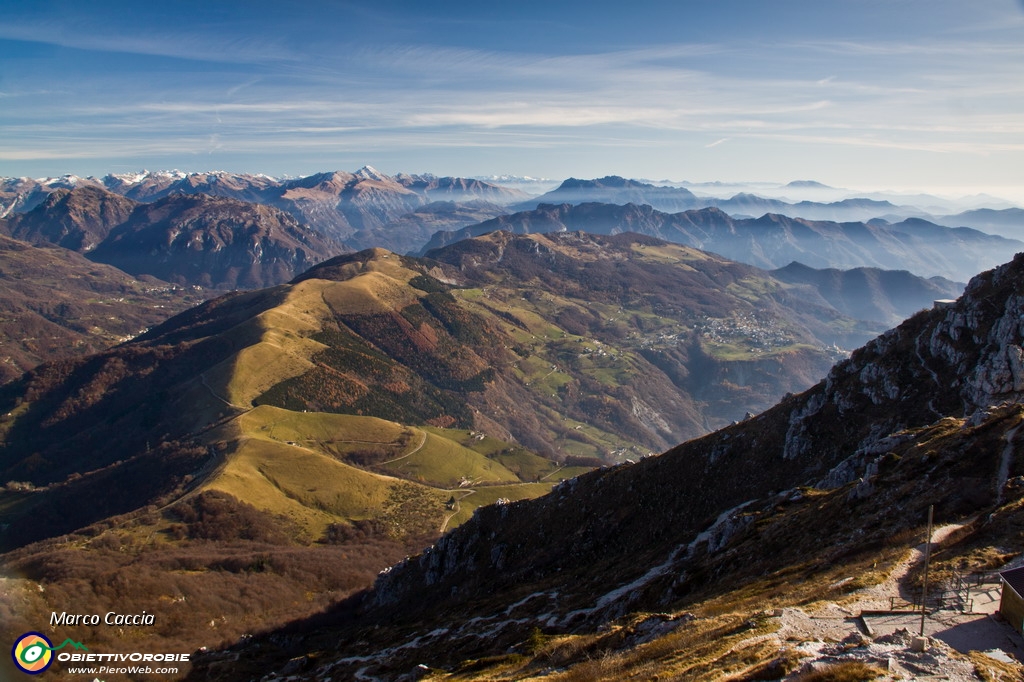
[998,566,1024,636]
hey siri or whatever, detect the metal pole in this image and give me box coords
[919,504,934,637]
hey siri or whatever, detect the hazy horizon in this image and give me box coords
[2,0,1023,203]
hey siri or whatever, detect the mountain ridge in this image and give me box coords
[374,251,1024,610]
[1,186,347,290]
[184,252,1024,681]
[421,202,1017,282]
[0,169,532,254]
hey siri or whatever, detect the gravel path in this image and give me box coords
[760,523,1024,680]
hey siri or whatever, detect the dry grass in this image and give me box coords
[202,434,420,537]
[530,613,782,682]
[968,650,1024,682]
[0,494,413,682]
[320,271,420,315]
[791,661,885,681]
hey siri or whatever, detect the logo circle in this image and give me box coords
[11,632,53,675]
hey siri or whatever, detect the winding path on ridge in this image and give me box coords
[377,428,428,465]
[439,489,477,533]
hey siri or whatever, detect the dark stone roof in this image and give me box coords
[1000,566,1024,599]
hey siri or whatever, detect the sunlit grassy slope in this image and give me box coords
[201,405,567,539]
[0,235,861,553]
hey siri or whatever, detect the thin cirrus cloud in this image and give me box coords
[0,17,297,65]
[1,0,1023,189]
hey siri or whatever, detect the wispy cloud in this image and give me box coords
[0,19,297,64]
[2,1,1022,188]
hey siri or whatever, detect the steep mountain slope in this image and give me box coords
[2,186,347,289]
[422,202,1018,282]
[0,235,203,383]
[0,185,136,251]
[186,254,1024,682]
[88,193,346,289]
[770,261,964,327]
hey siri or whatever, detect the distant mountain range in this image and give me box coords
[0,168,531,254]
[421,202,1017,282]
[932,207,1024,241]
[1,185,346,289]
[0,176,981,388]
[515,176,905,223]
[4,170,1020,258]
[514,176,700,214]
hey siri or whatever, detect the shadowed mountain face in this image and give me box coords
[1,185,136,251]
[89,193,346,289]
[421,202,1019,282]
[769,261,964,327]
[2,186,347,289]
[184,254,1024,682]
[0,234,204,383]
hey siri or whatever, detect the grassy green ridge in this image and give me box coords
[203,405,576,539]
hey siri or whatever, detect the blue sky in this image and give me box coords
[2,0,1023,199]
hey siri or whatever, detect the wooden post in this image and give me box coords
[919,504,934,637]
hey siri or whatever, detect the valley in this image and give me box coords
[3,0,1023,678]
[0,167,1021,682]
[180,252,1024,682]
